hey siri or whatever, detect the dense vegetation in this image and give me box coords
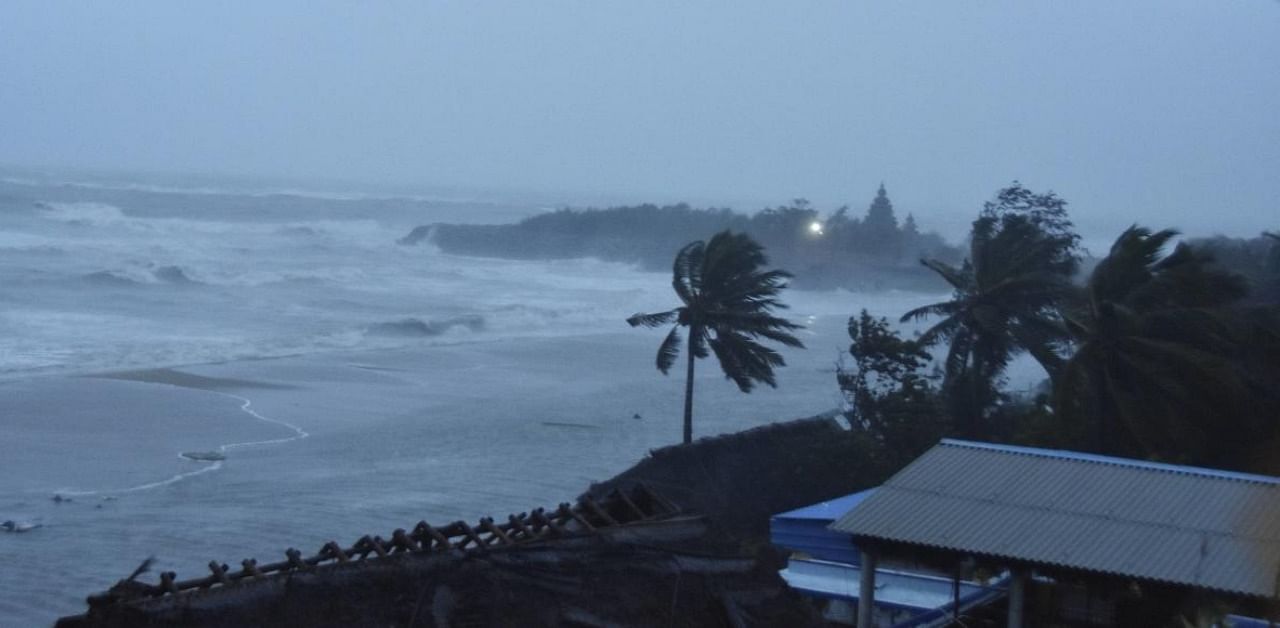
[1192,231,1280,305]
[838,184,1280,474]
[404,185,960,290]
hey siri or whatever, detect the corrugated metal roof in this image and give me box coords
[829,439,1280,598]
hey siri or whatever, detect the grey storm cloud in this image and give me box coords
[1,0,1277,241]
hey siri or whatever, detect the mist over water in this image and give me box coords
[0,177,636,377]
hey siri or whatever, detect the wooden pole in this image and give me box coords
[952,565,961,622]
[858,549,877,627]
[1008,567,1027,628]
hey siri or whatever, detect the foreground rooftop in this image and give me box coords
[831,439,1280,598]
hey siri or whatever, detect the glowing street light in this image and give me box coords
[808,221,824,236]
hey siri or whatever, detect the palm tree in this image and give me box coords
[902,216,1073,438]
[627,231,804,444]
[1055,226,1250,460]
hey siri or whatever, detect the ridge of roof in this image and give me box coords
[938,439,1280,486]
[772,488,876,521]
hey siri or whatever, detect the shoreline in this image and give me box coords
[84,368,296,392]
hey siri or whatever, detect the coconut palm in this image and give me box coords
[902,216,1073,438]
[627,231,804,444]
[1054,226,1251,460]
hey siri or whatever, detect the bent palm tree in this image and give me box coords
[628,231,804,444]
[1055,226,1251,460]
[902,217,1073,438]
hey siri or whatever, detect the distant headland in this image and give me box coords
[401,185,962,291]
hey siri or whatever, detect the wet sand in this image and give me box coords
[84,368,296,391]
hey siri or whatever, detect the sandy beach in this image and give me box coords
[0,325,849,625]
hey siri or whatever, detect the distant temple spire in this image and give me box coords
[864,182,897,232]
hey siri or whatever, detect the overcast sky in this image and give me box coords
[1,1,1277,240]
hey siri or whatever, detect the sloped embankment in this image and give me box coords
[583,415,889,544]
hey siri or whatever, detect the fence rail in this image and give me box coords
[87,484,678,609]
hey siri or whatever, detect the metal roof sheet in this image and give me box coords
[829,440,1280,598]
[778,559,1000,610]
[774,489,877,522]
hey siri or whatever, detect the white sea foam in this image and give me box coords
[2,194,683,378]
[56,391,309,497]
[0,183,966,386]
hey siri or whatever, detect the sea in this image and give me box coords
[0,172,1040,625]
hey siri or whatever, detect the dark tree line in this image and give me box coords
[840,183,1280,472]
[425,186,960,291]
[618,182,1279,472]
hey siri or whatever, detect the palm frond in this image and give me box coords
[919,258,971,291]
[655,326,682,374]
[914,315,965,348]
[708,331,786,392]
[900,300,963,324]
[704,311,804,347]
[627,309,679,328]
[1089,226,1179,305]
[690,325,710,358]
[672,240,706,305]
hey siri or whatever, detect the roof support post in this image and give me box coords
[1007,566,1028,628]
[858,549,877,627]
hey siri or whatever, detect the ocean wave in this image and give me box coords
[0,231,67,253]
[37,202,130,227]
[274,225,323,237]
[152,265,201,285]
[397,225,436,245]
[81,270,145,287]
[35,201,397,247]
[364,315,486,338]
[79,265,203,287]
[7,174,508,206]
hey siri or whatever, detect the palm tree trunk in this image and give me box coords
[683,328,697,445]
[1095,370,1116,455]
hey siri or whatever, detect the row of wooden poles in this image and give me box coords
[92,485,676,606]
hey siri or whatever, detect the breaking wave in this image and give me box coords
[37,201,130,227]
[364,315,486,338]
[152,265,200,285]
[80,265,202,286]
[81,270,144,287]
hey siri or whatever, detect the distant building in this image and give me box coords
[863,183,898,234]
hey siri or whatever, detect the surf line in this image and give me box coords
[58,391,309,497]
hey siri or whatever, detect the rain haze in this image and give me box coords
[2,2,1280,627]
[2,1,1278,238]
